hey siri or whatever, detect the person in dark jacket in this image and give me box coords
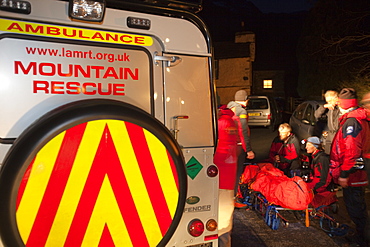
[330,88,370,246]
[314,90,340,154]
[227,90,255,194]
[267,123,300,177]
[304,136,336,208]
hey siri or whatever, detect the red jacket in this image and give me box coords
[267,133,300,170]
[213,107,238,190]
[330,107,369,186]
[227,101,252,152]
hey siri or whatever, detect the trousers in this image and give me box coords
[343,186,368,238]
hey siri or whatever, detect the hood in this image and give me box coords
[218,105,234,117]
[227,101,239,109]
[342,107,370,121]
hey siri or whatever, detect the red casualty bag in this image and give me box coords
[274,176,314,210]
[239,164,260,184]
[248,163,313,210]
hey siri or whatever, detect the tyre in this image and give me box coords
[0,99,187,247]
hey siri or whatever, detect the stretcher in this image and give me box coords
[237,163,350,236]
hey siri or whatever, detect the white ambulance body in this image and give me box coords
[0,0,218,246]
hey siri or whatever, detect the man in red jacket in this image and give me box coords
[267,123,300,177]
[330,88,369,246]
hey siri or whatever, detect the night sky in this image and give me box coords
[248,0,316,13]
[198,0,313,97]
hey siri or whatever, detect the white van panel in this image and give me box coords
[0,37,151,137]
[0,0,210,56]
[164,54,214,148]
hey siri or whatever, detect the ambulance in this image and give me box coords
[0,0,219,246]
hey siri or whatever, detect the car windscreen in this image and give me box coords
[247,99,268,110]
[292,103,308,120]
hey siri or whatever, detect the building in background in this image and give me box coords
[253,70,285,97]
[214,31,255,105]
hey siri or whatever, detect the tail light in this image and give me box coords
[188,219,204,237]
[206,219,217,231]
[267,113,271,120]
[207,165,218,177]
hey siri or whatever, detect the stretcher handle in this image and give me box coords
[305,208,310,227]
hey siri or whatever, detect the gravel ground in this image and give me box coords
[231,189,370,247]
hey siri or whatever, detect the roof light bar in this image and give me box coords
[0,0,31,14]
[69,0,106,22]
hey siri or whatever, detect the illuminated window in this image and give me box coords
[263,80,272,89]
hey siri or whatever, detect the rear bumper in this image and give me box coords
[248,120,271,127]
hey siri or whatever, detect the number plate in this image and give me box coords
[248,112,261,116]
[186,243,212,247]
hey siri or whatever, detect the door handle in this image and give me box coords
[171,115,189,140]
[154,52,182,67]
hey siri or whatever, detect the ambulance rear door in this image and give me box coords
[160,52,219,246]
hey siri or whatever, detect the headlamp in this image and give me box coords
[69,0,106,22]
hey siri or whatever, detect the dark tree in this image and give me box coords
[297,0,370,98]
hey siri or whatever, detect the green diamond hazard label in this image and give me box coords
[186,156,203,180]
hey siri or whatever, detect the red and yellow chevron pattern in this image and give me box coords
[16,119,180,247]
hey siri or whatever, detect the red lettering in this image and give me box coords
[74,65,91,78]
[103,67,119,79]
[82,82,96,95]
[15,61,36,75]
[33,81,125,95]
[91,32,104,40]
[57,64,73,77]
[113,84,125,95]
[97,83,112,95]
[106,33,118,42]
[51,81,64,94]
[135,36,145,45]
[122,68,139,80]
[7,23,23,31]
[66,82,81,94]
[120,35,132,43]
[33,80,49,93]
[39,63,55,76]
[90,66,104,79]
[63,29,77,37]
[25,24,43,33]
[47,27,60,35]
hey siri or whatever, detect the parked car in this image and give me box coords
[246,95,283,130]
[289,100,327,141]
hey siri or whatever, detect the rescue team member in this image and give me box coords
[360,92,370,187]
[304,137,336,208]
[356,92,370,245]
[267,123,300,177]
[227,90,255,194]
[330,88,370,247]
[213,105,238,247]
[314,90,340,154]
